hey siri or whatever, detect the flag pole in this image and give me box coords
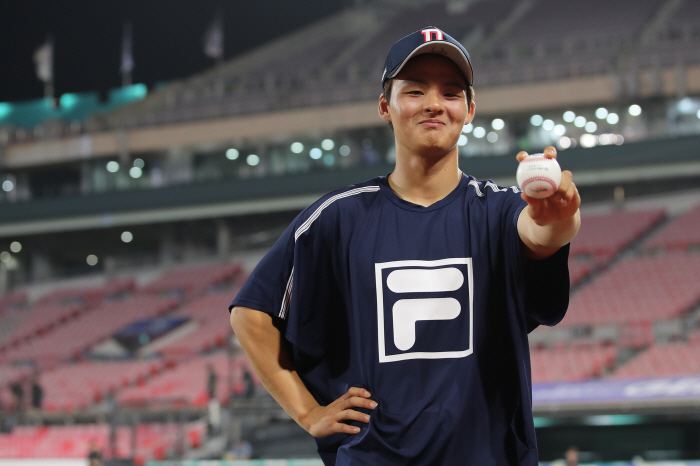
[121,21,134,87]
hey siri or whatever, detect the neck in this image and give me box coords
[388,146,461,207]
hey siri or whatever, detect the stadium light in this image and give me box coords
[678,97,694,114]
[580,134,598,148]
[129,167,142,178]
[226,148,239,160]
[246,154,260,166]
[473,127,486,138]
[309,148,322,160]
[2,180,13,192]
[458,135,468,146]
[553,125,566,136]
[106,161,119,173]
[133,158,145,169]
[321,139,334,150]
[339,145,351,156]
[0,103,12,119]
[542,119,555,131]
[323,154,335,166]
[121,231,133,243]
[628,104,642,116]
[595,107,608,119]
[462,123,473,133]
[86,254,99,266]
[530,115,543,126]
[557,137,572,149]
[487,132,498,143]
[491,119,504,130]
[574,116,586,128]
[585,121,597,133]
[606,113,619,124]
[0,251,10,263]
[59,93,79,110]
[563,111,575,122]
[10,241,21,253]
[533,417,556,428]
[290,142,303,154]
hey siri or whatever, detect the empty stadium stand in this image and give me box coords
[571,208,666,258]
[0,295,178,364]
[559,251,700,327]
[611,339,700,379]
[38,359,165,412]
[644,204,700,250]
[495,0,664,48]
[140,262,240,298]
[531,343,617,383]
[158,290,235,355]
[0,421,206,460]
[0,291,26,311]
[117,350,259,408]
[35,278,134,307]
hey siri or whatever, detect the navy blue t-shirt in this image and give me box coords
[230,174,570,465]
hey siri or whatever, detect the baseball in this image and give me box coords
[516,153,562,199]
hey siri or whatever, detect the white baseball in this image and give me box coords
[516,153,562,199]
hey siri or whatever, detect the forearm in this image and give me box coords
[230,306,320,431]
[518,207,581,259]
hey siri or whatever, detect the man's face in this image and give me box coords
[380,54,474,158]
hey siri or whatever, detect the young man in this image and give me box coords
[230,27,580,465]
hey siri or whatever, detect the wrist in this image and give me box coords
[296,404,321,433]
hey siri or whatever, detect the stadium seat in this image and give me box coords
[559,252,700,327]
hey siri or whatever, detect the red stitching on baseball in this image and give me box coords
[524,156,547,163]
[522,176,556,193]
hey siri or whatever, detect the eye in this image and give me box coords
[407,90,423,95]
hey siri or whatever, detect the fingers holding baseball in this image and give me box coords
[543,146,557,159]
[558,170,581,212]
[524,170,580,225]
[304,387,376,438]
[515,146,556,163]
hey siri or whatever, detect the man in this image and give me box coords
[207,364,218,400]
[30,374,43,412]
[230,26,580,465]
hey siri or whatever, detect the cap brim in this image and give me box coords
[385,41,473,86]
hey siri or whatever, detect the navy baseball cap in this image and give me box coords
[382,26,473,88]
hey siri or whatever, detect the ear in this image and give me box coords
[378,93,392,122]
[464,100,475,126]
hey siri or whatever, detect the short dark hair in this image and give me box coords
[382,78,474,132]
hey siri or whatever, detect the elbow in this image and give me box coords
[230,306,248,336]
[230,306,277,345]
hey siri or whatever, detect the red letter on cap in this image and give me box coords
[420,29,444,42]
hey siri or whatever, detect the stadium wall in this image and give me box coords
[5,63,700,169]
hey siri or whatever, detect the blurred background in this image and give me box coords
[1,0,700,464]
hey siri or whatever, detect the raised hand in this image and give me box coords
[516,146,580,226]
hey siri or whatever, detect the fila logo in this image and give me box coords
[421,28,444,42]
[375,258,473,363]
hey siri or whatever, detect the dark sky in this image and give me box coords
[0,0,350,103]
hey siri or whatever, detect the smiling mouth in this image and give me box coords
[420,120,445,127]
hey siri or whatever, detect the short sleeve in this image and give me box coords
[229,220,297,318]
[522,243,570,328]
[229,204,341,360]
[495,183,570,330]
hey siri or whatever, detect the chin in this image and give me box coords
[415,144,454,158]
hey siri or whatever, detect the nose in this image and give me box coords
[423,91,444,114]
